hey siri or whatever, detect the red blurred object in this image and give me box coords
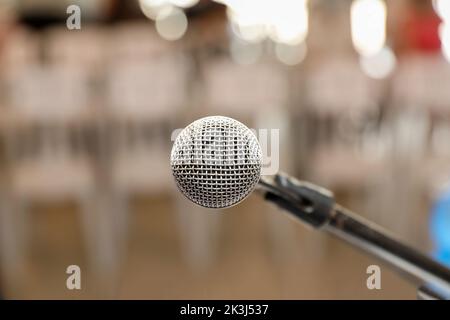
[403,7,442,53]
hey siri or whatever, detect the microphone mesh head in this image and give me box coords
[171,116,262,208]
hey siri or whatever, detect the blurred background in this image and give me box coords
[0,0,449,299]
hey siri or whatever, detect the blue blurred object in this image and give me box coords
[430,186,450,267]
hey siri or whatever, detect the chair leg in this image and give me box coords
[79,192,127,297]
[0,196,30,295]
[266,206,298,263]
[174,193,221,271]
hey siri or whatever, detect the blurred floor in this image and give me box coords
[2,195,416,299]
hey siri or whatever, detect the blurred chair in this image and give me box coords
[0,27,39,294]
[0,28,39,76]
[203,57,298,266]
[106,54,185,194]
[203,59,288,123]
[0,62,105,293]
[45,25,107,75]
[105,42,187,266]
[391,54,450,115]
[389,54,450,242]
[425,120,450,192]
[108,22,173,60]
[306,57,376,118]
[305,56,394,246]
[306,57,380,199]
[203,59,289,178]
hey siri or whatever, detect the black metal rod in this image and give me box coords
[258,173,450,298]
[328,205,450,296]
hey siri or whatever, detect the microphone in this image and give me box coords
[170,116,450,299]
[170,116,262,208]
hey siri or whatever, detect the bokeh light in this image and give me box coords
[171,0,199,9]
[359,46,396,79]
[139,0,197,21]
[155,6,188,41]
[139,0,171,20]
[275,42,307,66]
[433,0,450,22]
[222,0,309,45]
[351,0,386,57]
[267,0,308,45]
[438,22,450,63]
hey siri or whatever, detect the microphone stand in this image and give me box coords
[258,172,450,300]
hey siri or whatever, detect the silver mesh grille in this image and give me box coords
[170,116,262,208]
